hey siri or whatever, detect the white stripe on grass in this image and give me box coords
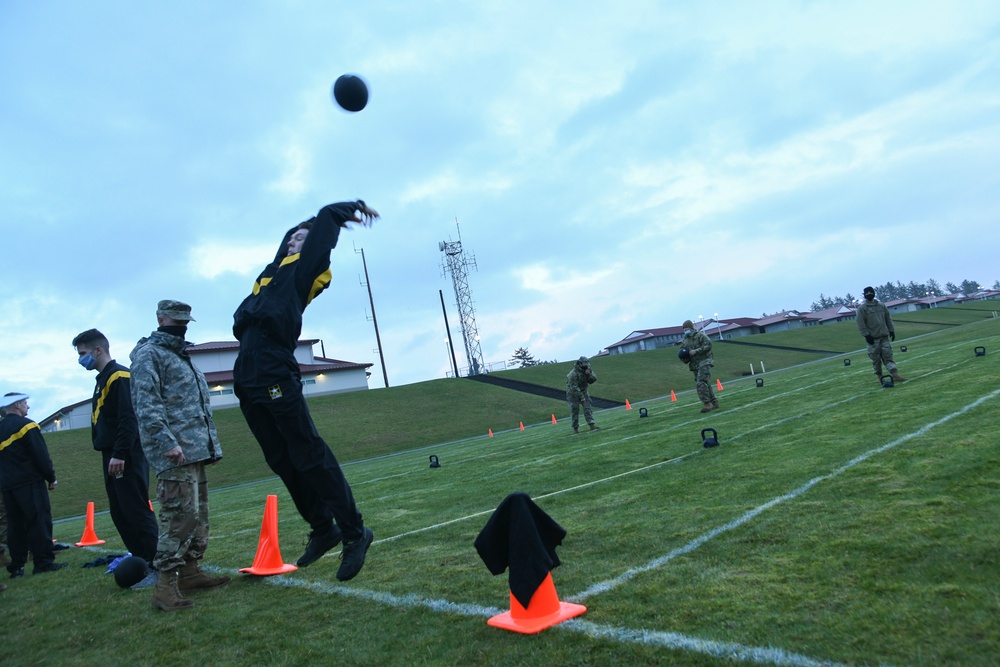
[265,573,863,667]
[569,386,1000,601]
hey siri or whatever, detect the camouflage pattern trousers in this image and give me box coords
[154,461,210,572]
[694,365,717,404]
[866,337,899,376]
[567,394,595,429]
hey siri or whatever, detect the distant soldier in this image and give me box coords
[72,328,158,587]
[679,320,719,413]
[130,300,229,611]
[0,392,65,578]
[566,356,599,433]
[856,286,906,384]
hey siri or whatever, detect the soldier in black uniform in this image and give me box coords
[72,329,158,570]
[232,200,378,581]
[0,393,65,578]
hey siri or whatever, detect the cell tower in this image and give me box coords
[439,221,485,376]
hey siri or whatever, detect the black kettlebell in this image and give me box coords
[755,378,764,387]
[880,374,894,389]
[900,345,907,352]
[975,346,986,357]
[639,407,649,418]
[429,455,440,468]
[702,427,719,448]
[844,359,851,366]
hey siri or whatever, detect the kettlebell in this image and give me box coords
[900,345,907,352]
[701,427,719,448]
[639,407,649,418]
[974,346,986,357]
[429,454,440,468]
[880,374,894,389]
[755,378,764,387]
[844,359,851,366]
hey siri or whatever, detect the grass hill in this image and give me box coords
[44,299,999,521]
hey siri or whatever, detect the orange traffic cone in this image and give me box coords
[519,422,525,431]
[625,399,632,410]
[75,502,106,547]
[670,390,677,402]
[239,495,297,576]
[551,414,557,424]
[488,572,587,634]
[717,379,724,391]
[489,429,494,438]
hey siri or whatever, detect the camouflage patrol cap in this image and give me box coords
[156,299,196,322]
[577,356,590,366]
[682,319,695,330]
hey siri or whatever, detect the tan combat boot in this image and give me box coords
[711,400,720,410]
[700,403,715,413]
[152,568,195,612]
[178,559,231,592]
[890,370,907,383]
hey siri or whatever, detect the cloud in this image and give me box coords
[190,243,276,279]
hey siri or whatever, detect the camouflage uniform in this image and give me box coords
[566,356,598,431]
[130,330,221,572]
[856,294,903,381]
[681,328,717,406]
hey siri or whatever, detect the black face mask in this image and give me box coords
[158,325,188,338]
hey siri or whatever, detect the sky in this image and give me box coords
[2,1,999,421]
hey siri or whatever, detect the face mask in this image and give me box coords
[78,354,97,371]
[684,329,693,335]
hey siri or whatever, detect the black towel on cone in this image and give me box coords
[474,491,567,608]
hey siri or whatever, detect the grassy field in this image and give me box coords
[5,304,998,666]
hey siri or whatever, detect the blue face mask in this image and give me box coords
[684,329,693,335]
[78,354,97,371]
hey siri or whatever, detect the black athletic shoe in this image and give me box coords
[33,562,68,575]
[296,530,341,568]
[9,568,24,579]
[336,527,373,582]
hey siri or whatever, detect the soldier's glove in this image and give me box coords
[865,335,875,345]
[889,332,895,342]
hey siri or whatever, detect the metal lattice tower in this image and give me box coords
[439,222,485,376]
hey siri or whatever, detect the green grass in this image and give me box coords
[6,303,999,666]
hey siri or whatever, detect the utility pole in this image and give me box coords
[356,245,389,388]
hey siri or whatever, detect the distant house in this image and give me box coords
[802,305,857,326]
[40,339,372,433]
[752,310,809,334]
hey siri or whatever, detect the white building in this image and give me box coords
[40,339,372,433]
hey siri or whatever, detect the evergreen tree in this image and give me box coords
[509,347,539,368]
[960,279,981,294]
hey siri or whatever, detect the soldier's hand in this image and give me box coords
[344,200,379,228]
[165,446,185,466]
[108,457,126,478]
[889,332,895,342]
[865,335,875,345]
[48,480,58,491]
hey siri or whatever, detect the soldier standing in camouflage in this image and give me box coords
[679,320,719,413]
[856,286,906,384]
[130,300,229,612]
[566,356,599,433]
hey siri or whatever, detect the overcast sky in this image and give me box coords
[3,1,998,420]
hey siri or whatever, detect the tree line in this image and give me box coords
[810,278,996,311]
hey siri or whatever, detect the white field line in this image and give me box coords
[265,576,860,667]
[568,385,1000,602]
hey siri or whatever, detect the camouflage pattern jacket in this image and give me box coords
[681,330,715,371]
[129,330,222,476]
[566,362,597,401]
[855,299,894,340]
